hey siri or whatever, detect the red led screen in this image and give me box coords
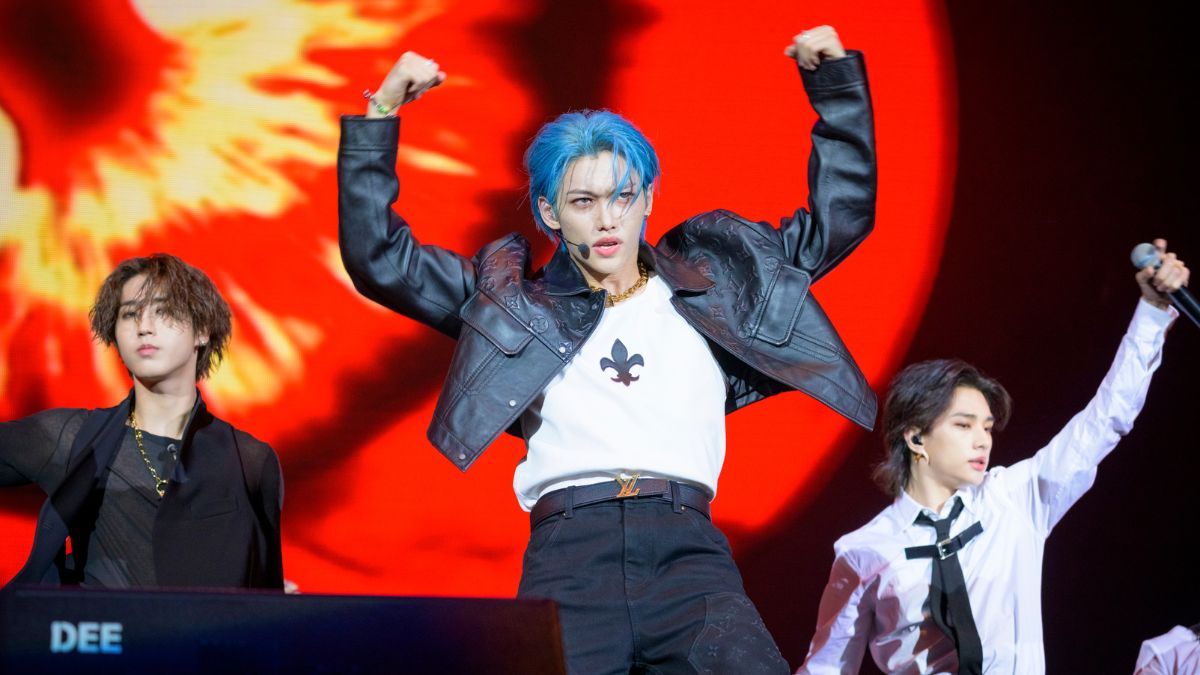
[0,0,955,595]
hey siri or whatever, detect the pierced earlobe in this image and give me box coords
[538,197,560,230]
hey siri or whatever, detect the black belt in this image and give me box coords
[530,478,710,529]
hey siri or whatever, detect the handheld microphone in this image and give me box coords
[1131,242,1199,328]
[560,236,590,259]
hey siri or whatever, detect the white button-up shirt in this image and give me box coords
[1135,625,1200,675]
[798,300,1175,675]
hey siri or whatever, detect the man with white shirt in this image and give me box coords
[341,24,875,675]
[796,239,1188,674]
[1135,624,1200,675]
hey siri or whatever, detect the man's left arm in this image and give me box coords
[1004,239,1186,534]
[779,26,876,282]
[264,448,284,587]
[244,437,285,589]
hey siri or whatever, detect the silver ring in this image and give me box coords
[426,58,435,66]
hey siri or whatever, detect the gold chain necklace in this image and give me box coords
[128,411,168,498]
[592,262,649,307]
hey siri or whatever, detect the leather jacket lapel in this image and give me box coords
[540,243,592,297]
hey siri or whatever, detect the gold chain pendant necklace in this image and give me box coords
[593,262,650,307]
[128,411,169,498]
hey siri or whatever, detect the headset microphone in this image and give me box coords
[560,236,590,259]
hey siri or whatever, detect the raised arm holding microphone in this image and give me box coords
[797,239,1188,674]
[340,25,876,673]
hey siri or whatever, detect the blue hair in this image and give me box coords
[524,109,660,241]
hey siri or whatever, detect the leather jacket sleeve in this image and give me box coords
[338,116,477,339]
[780,51,876,282]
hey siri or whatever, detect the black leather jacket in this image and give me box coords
[339,53,877,471]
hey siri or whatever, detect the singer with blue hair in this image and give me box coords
[525,109,660,244]
[339,24,875,673]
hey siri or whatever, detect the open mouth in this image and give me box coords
[593,238,621,257]
[968,458,987,472]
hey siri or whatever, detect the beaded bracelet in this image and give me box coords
[362,89,400,117]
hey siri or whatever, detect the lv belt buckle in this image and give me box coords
[615,473,641,498]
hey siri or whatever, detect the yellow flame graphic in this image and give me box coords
[0,0,456,406]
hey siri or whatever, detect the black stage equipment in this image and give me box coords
[0,585,566,674]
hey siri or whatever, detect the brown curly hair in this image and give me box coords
[89,254,232,380]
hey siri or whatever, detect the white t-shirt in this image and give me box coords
[514,275,727,510]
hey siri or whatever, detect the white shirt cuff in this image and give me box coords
[1132,297,1176,340]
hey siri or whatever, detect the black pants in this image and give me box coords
[517,496,789,675]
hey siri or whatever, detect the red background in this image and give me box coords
[1,1,1196,671]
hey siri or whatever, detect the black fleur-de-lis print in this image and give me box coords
[599,339,644,387]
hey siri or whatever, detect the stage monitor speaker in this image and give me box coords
[0,585,566,674]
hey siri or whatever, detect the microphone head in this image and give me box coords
[557,233,590,259]
[1131,242,1161,270]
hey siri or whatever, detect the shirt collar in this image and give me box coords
[893,487,979,533]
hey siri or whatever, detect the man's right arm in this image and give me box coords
[0,409,84,490]
[797,549,873,675]
[338,52,475,338]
